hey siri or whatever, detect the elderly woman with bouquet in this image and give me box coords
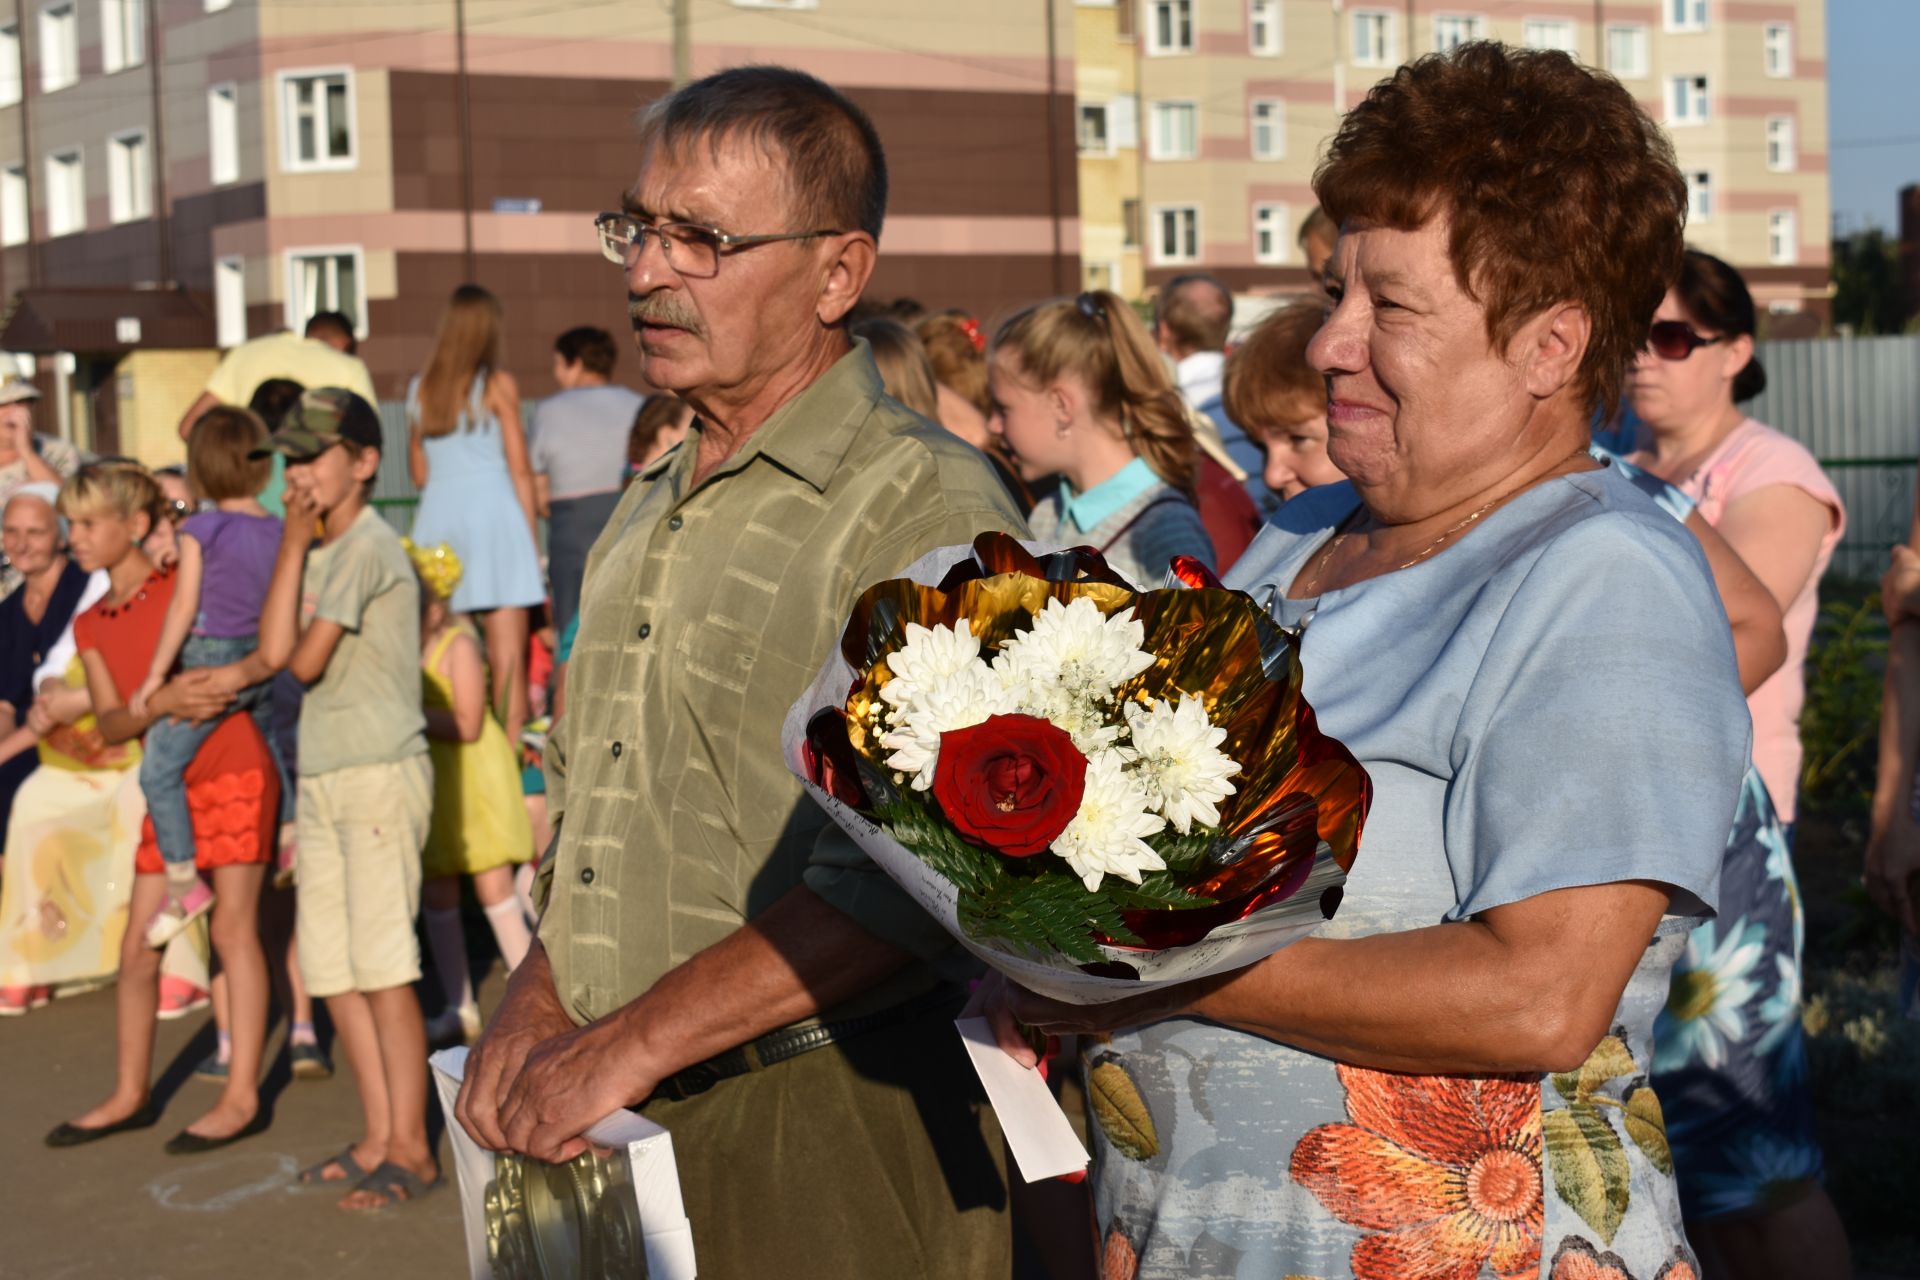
[975,44,1750,1280]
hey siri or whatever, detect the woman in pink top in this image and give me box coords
[1630,251,1844,825]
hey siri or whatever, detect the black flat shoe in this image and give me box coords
[164,1111,270,1156]
[45,1101,162,1148]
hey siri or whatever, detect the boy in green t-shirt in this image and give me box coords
[256,388,438,1211]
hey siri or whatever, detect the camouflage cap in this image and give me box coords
[253,386,383,461]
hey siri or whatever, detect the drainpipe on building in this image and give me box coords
[16,6,37,291]
[1043,0,1065,294]
[146,0,172,285]
[455,0,477,282]
[1331,1,1346,119]
[672,0,691,88]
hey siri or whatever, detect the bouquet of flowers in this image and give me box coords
[784,533,1371,1004]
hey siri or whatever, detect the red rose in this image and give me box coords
[932,714,1088,856]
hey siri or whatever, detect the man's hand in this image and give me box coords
[1867,811,1920,937]
[150,670,234,724]
[454,944,576,1152]
[495,1018,664,1164]
[281,482,323,548]
[1886,546,1920,626]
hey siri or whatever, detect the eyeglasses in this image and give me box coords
[162,498,192,524]
[1648,320,1727,361]
[593,213,841,279]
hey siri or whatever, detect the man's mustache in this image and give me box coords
[629,294,703,336]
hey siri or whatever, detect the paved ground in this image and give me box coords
[0,929,500,1279]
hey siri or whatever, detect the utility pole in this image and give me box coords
[672,0,691,87]
[455,0,476,281]
[147,0,172,285]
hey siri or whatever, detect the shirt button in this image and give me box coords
[611,741,623,758]
[667,514,684,532]
[636,623,651,639]
[580,867,595,884]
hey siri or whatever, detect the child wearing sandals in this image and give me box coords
[404,539,533,1047]
[255,389,438,1211]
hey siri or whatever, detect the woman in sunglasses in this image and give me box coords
[1628,249,1850,1278]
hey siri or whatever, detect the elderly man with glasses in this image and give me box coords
[454,65,1026,1276]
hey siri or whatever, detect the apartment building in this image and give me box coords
[0,0,1078,461]
[1081,0,1830,329]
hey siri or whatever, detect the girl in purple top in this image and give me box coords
[133,409,285,944]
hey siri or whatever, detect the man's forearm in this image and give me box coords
[606,886,913,1088]
[1872,622,1920,833]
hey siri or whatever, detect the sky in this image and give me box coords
[1827,0,1920,236]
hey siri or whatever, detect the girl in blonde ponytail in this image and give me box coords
[987,290,1215,588]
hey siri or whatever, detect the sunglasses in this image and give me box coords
[1648,320,1727,361]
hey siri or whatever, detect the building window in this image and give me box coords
[1152,205,1199,265]
[1,165,27,247]
[1148,100,1198,160]
[1766,115,1796,172]
[1254,202,1290,265]
[1606,24,1649,79]
[1077,102,1111,156]
[0,25,20,108]
[101,0,144,74]
[1147,0,1193,54]
[38,2,77,93]
[1351,10,1395,67]
[278,69,355,172]
[1764,22,1792,77]
[1432,15,1485,52]
[1685,171,1712,222]
[1667,75,1709,126]
[1108,94,1138,150]
[1522,18,1577,54]
[209,83,240,185]
[1250,99,1284,160]
[1768,210,1797,265]
[205,0,232,9]
[286,248,365,336]
[1666,0,1705,33]
[216,257,246,348]
[1121,198,1140,248]
[45,148,83,237]
[1249,0,1281,55]
[107,130,151,223]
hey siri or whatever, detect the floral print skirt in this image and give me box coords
[1651,768,1824,1221]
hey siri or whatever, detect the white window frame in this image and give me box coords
[277,67,358,173]
[204,0,232,9]
[1432,14,1486,52]
[1248,0,1282,56]
[1253,201,1291,266]
[1667,74,1709,127]
[209,82,240,185]
[1,164,28,247]
[1766,115,1796,172]
[0,24,21,108]
[44,147,84,237]
[1767,209,1798,265]
[1351,9,1396,67]
[1150,204,1200,266]
[215,256,247,348]
[1685,170,1712,223]
[1146,0,1194,55]
[100,0,145,74]
[1763,22,1793,78]
[38,2,77,94]
[1605,24,1649,79]
[107,128,151,223]
[1147,99,1198,161]
[284,246,368,339]
[1665,0,1705,33]
[1109,94,1139,150]
[1250,98,1284,160]
[1077,101,1112,157]
[1522,17,1577,55]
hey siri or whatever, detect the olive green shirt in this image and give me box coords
[537,342,1028,1025]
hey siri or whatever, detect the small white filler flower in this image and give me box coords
[879,620,984,720]
[1124,696,1240,834]
[879,661,1016,790]
[1051,750,1168,892]
[997,597,1155,753]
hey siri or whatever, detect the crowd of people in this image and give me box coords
[0,46,1898,1280]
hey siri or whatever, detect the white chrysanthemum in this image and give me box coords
[1051,750,1168,892]
[879,621,983,717]
[1124,696,1240,834]
[879,661,1017,790]
[995,597,1154,753]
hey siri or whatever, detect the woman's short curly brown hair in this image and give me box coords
[1314,42,1686,417]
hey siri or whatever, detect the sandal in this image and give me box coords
[299,1145,368,1186]
[342,1160,442,1211]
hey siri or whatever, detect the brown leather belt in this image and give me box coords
[647,985,963,1104]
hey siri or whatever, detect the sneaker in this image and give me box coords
[290,1040,334,1081]
[425,1003,483,1049]
[146,880,216,950]
[193,1052,230,1083]
[0,985,44,1016]
[156,976,212,1021]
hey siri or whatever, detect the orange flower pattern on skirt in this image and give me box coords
[1290,1063,1544,1280]
[1550,1236,1699,1280]
[134,767,273,875]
